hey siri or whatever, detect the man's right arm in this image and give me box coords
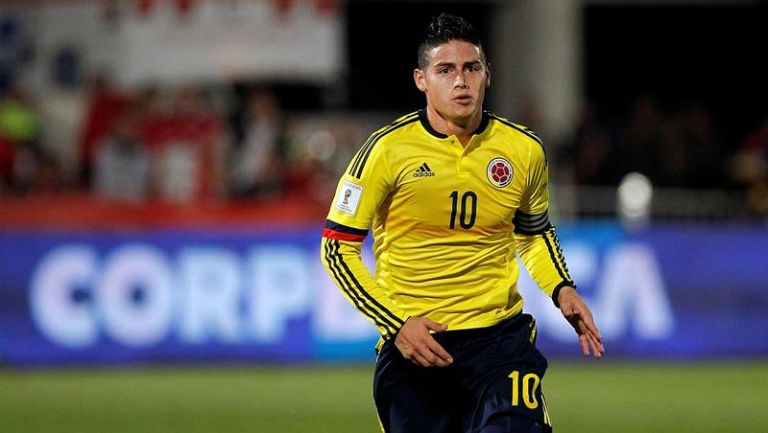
[321,221,452,366]
[319,133,410,341]
[320,223,408,340]
[320,124,452,366]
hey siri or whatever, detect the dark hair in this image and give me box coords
[417,13,484,69]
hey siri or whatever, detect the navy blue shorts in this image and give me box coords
[373,313,553,433]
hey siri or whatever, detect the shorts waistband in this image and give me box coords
[434,313,531,344]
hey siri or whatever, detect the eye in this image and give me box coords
[438,67,450,74]
[466,64,481,72]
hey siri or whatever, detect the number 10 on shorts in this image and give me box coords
[508,371,540,409]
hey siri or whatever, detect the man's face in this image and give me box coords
[414,40,490,125]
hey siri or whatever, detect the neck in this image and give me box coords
[426,106,482,147]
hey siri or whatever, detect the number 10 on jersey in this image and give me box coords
[449,191,477,229]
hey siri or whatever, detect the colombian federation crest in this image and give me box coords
[487,157,513,188]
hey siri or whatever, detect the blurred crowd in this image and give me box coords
[0,77,766,217]
[560,97,768,215]
[0,76,354,207]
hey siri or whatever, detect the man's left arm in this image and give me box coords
[513,138,604,359]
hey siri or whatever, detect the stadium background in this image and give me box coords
[0,1,766,432]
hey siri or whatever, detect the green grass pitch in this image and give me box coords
[1,361,766,433]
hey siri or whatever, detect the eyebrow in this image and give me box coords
[433,60,482,68]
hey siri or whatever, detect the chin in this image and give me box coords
[452,105,479,118]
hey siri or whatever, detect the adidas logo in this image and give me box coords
[413,162,436,177]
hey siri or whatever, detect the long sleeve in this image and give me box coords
[515,227,575,307]
[321,235,409,339]
[513,137,575,307]
[319,116,417,339]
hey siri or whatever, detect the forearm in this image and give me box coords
[320,237,408,339]
[514,226,575,307]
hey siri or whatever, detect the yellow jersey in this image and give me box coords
[321,109,574,340]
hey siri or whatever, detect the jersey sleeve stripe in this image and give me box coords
[348,112,419,178]
[352,115,419,179]
[332,240,406,331]
[488,113,549,165]
[322,238,397,337]
[513,211,551,234]
[488,113,543,146]
[550,230,573,277]
[329,242,400,339]
[541,227,573,284]
[348,133,379,177]
[324,220,369,237]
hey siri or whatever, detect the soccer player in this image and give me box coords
[321,13,604,433]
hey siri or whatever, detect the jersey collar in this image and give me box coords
[418,108,491,139]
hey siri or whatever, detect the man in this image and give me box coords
[321,13,603,433]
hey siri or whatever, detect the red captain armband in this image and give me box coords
[323,220,368,242]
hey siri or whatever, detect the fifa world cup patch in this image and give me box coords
[335,180,364,215]
[487,157,513,188]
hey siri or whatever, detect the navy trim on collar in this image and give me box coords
[418,109,448,138]
[474,110,491,135]
[418,109,490,139]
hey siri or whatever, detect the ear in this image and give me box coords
[485,62,491,88]
[414,68,427,93]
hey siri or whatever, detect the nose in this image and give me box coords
[453,71,469,89]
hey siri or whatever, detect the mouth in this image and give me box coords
[453,95,474,105]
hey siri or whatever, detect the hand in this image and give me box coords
[558,286,605,359]
[394,317,453,367]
